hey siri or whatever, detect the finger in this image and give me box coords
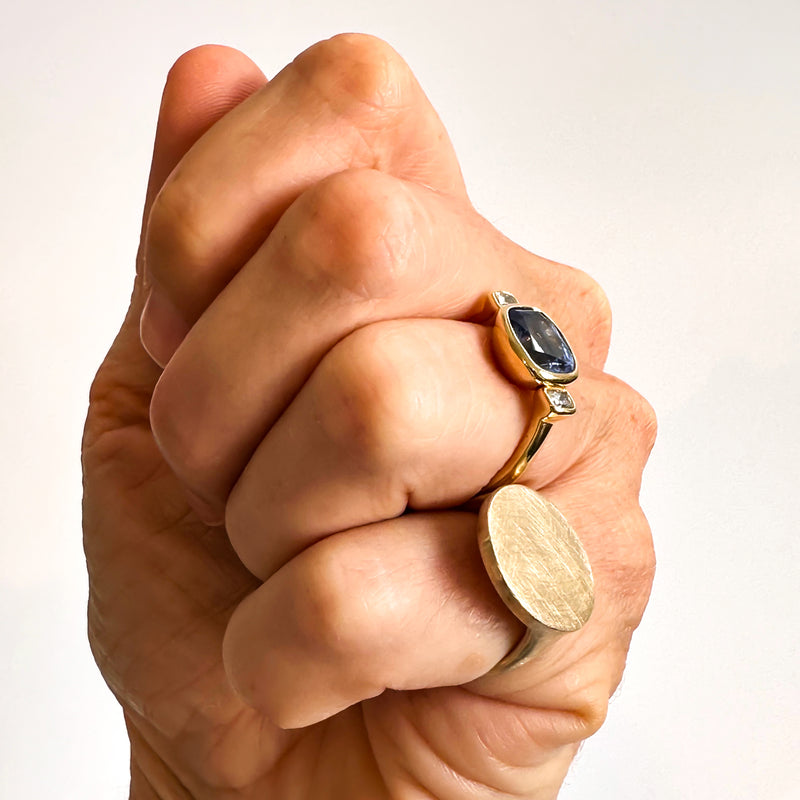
[150,170,611,520]
[141,33,466,361]
[141,45,267,244]
[463,497,655,742]
[222,511,519,729]
[223,395,656,744]
[136,48,267,364]
[466,388,657,725]
[354,477,655,796]
[85,46,266,446]
[226,319,610,580]
[223,444,654,738]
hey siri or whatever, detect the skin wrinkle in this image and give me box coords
[89,568,209,677]
[137,537,244,621]
[458,359,517,446]
[183,710,278,795]
[358,703,396,800]
[292,37,409,115]
[378,208,413,290]
[470,713,553,775]
[387,557,477,672]
[84,382,156,441]
[108,603,225,717]
[276,174,414,306]
[401,142,455,193]
[128,719,196,800]
[122,622,221,702]
[401,699,518,800]
[450,690,573,785]
[401,328,524,506]
[290,49,406,173]
[437,704,533,787]
[140,657,226,728]
[457,685,592,758]
[366,701,446,800]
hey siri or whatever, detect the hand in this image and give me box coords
[82,35,656,799]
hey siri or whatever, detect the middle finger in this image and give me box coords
[226,318,612,580]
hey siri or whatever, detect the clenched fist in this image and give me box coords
[82,35,656,799]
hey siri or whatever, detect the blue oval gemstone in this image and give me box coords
[508,307,576,375]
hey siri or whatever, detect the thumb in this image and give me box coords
[85,46,266,445]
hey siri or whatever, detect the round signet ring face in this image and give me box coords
[478,485,594,671]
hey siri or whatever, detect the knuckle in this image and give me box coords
[565,265,613,363]
[294,33,412,118]
[313,324,429,470]
[616,380,659,457]
[569,685,611,740]
[519,664,611,747]
[614,507,657,618]
[286,169,416,301]
[593,373,658,465]
[629,390,659,455]
[145,172,210,289]
[297,545,379,667]
[591,501,656,629]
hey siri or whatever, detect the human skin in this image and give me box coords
[82,35,656,799]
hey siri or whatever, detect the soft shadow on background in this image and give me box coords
[1,1,797,797]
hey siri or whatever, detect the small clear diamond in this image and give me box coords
[493,291,518,307]
[544,387,575,414]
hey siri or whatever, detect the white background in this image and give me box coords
[1,1,798,797]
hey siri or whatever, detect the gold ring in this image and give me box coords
[478,485,594,672]
[473,291,578,502]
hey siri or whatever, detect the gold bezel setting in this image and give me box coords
[490,292,578,388]
[472,292,579,501]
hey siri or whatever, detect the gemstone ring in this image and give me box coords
[472,291,578,501]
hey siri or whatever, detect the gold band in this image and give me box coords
[473,386,572,502]
[473,291,578,502]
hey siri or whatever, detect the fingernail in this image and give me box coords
[140,288,190,367]
[184,487,225,527]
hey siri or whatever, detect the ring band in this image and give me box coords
[473,291,578,502]
[478,485,594,673]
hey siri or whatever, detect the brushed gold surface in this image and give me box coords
[479,485,594,634]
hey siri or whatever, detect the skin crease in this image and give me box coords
[82,35,656,800]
